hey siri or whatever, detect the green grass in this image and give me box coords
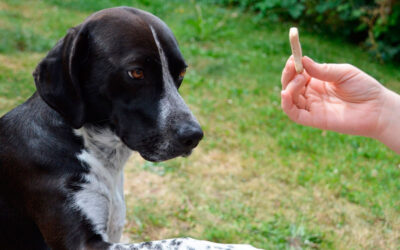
[1,0,400,249]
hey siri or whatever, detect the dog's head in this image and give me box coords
[33,7,203,162]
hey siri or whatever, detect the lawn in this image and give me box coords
[1,0,400,249]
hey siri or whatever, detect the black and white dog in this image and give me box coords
[0,7,260,250]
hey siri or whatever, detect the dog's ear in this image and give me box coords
[33,25,89,128]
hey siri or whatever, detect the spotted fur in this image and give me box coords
[111,237,261,250]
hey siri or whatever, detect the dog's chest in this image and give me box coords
[73,128,132,243]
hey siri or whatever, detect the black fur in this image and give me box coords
[0,7,203,250]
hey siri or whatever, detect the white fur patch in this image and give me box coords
[74,127,131,242]
[110,237,262,249]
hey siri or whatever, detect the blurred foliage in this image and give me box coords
[201,0,400,63]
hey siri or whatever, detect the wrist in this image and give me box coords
[374,87,400,153]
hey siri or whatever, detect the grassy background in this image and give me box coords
[1,0,400,249]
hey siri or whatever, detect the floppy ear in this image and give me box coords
[33,25,89,128]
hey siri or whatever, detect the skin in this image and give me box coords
[281,55,400,154]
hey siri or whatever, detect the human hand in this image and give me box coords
[280,56,400,142]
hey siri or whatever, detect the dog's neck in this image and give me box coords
[74,126,132,172]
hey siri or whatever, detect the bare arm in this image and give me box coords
[372,88,400,154]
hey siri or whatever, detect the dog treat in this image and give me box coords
[289,27,303,73]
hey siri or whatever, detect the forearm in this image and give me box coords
[374,87,400,154]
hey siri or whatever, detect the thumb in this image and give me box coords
[302,56,355,83]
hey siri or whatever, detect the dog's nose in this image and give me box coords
[177,123,204,149]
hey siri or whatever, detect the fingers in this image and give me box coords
[285,74,307,104]
[281,73,314,126]
[302,56,357,83]
[280,56,316,126]
[281,90,313,127]
[281,56,296,90]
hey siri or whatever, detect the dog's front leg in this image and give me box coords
[111,238,262,250]
[29,185,260,250]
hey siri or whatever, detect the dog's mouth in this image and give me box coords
[139,149,193,162]
[119,132,197,162]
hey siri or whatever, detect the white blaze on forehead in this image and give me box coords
[148,26,200,161]
[150,25,175,92]
[149,25,194,130]
[150,25,173,129]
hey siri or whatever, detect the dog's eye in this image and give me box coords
[179,68,186,79]
[128,69,144,80]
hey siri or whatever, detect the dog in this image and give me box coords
[0,6,260,250]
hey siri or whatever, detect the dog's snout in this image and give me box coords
[177,123,203,149]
